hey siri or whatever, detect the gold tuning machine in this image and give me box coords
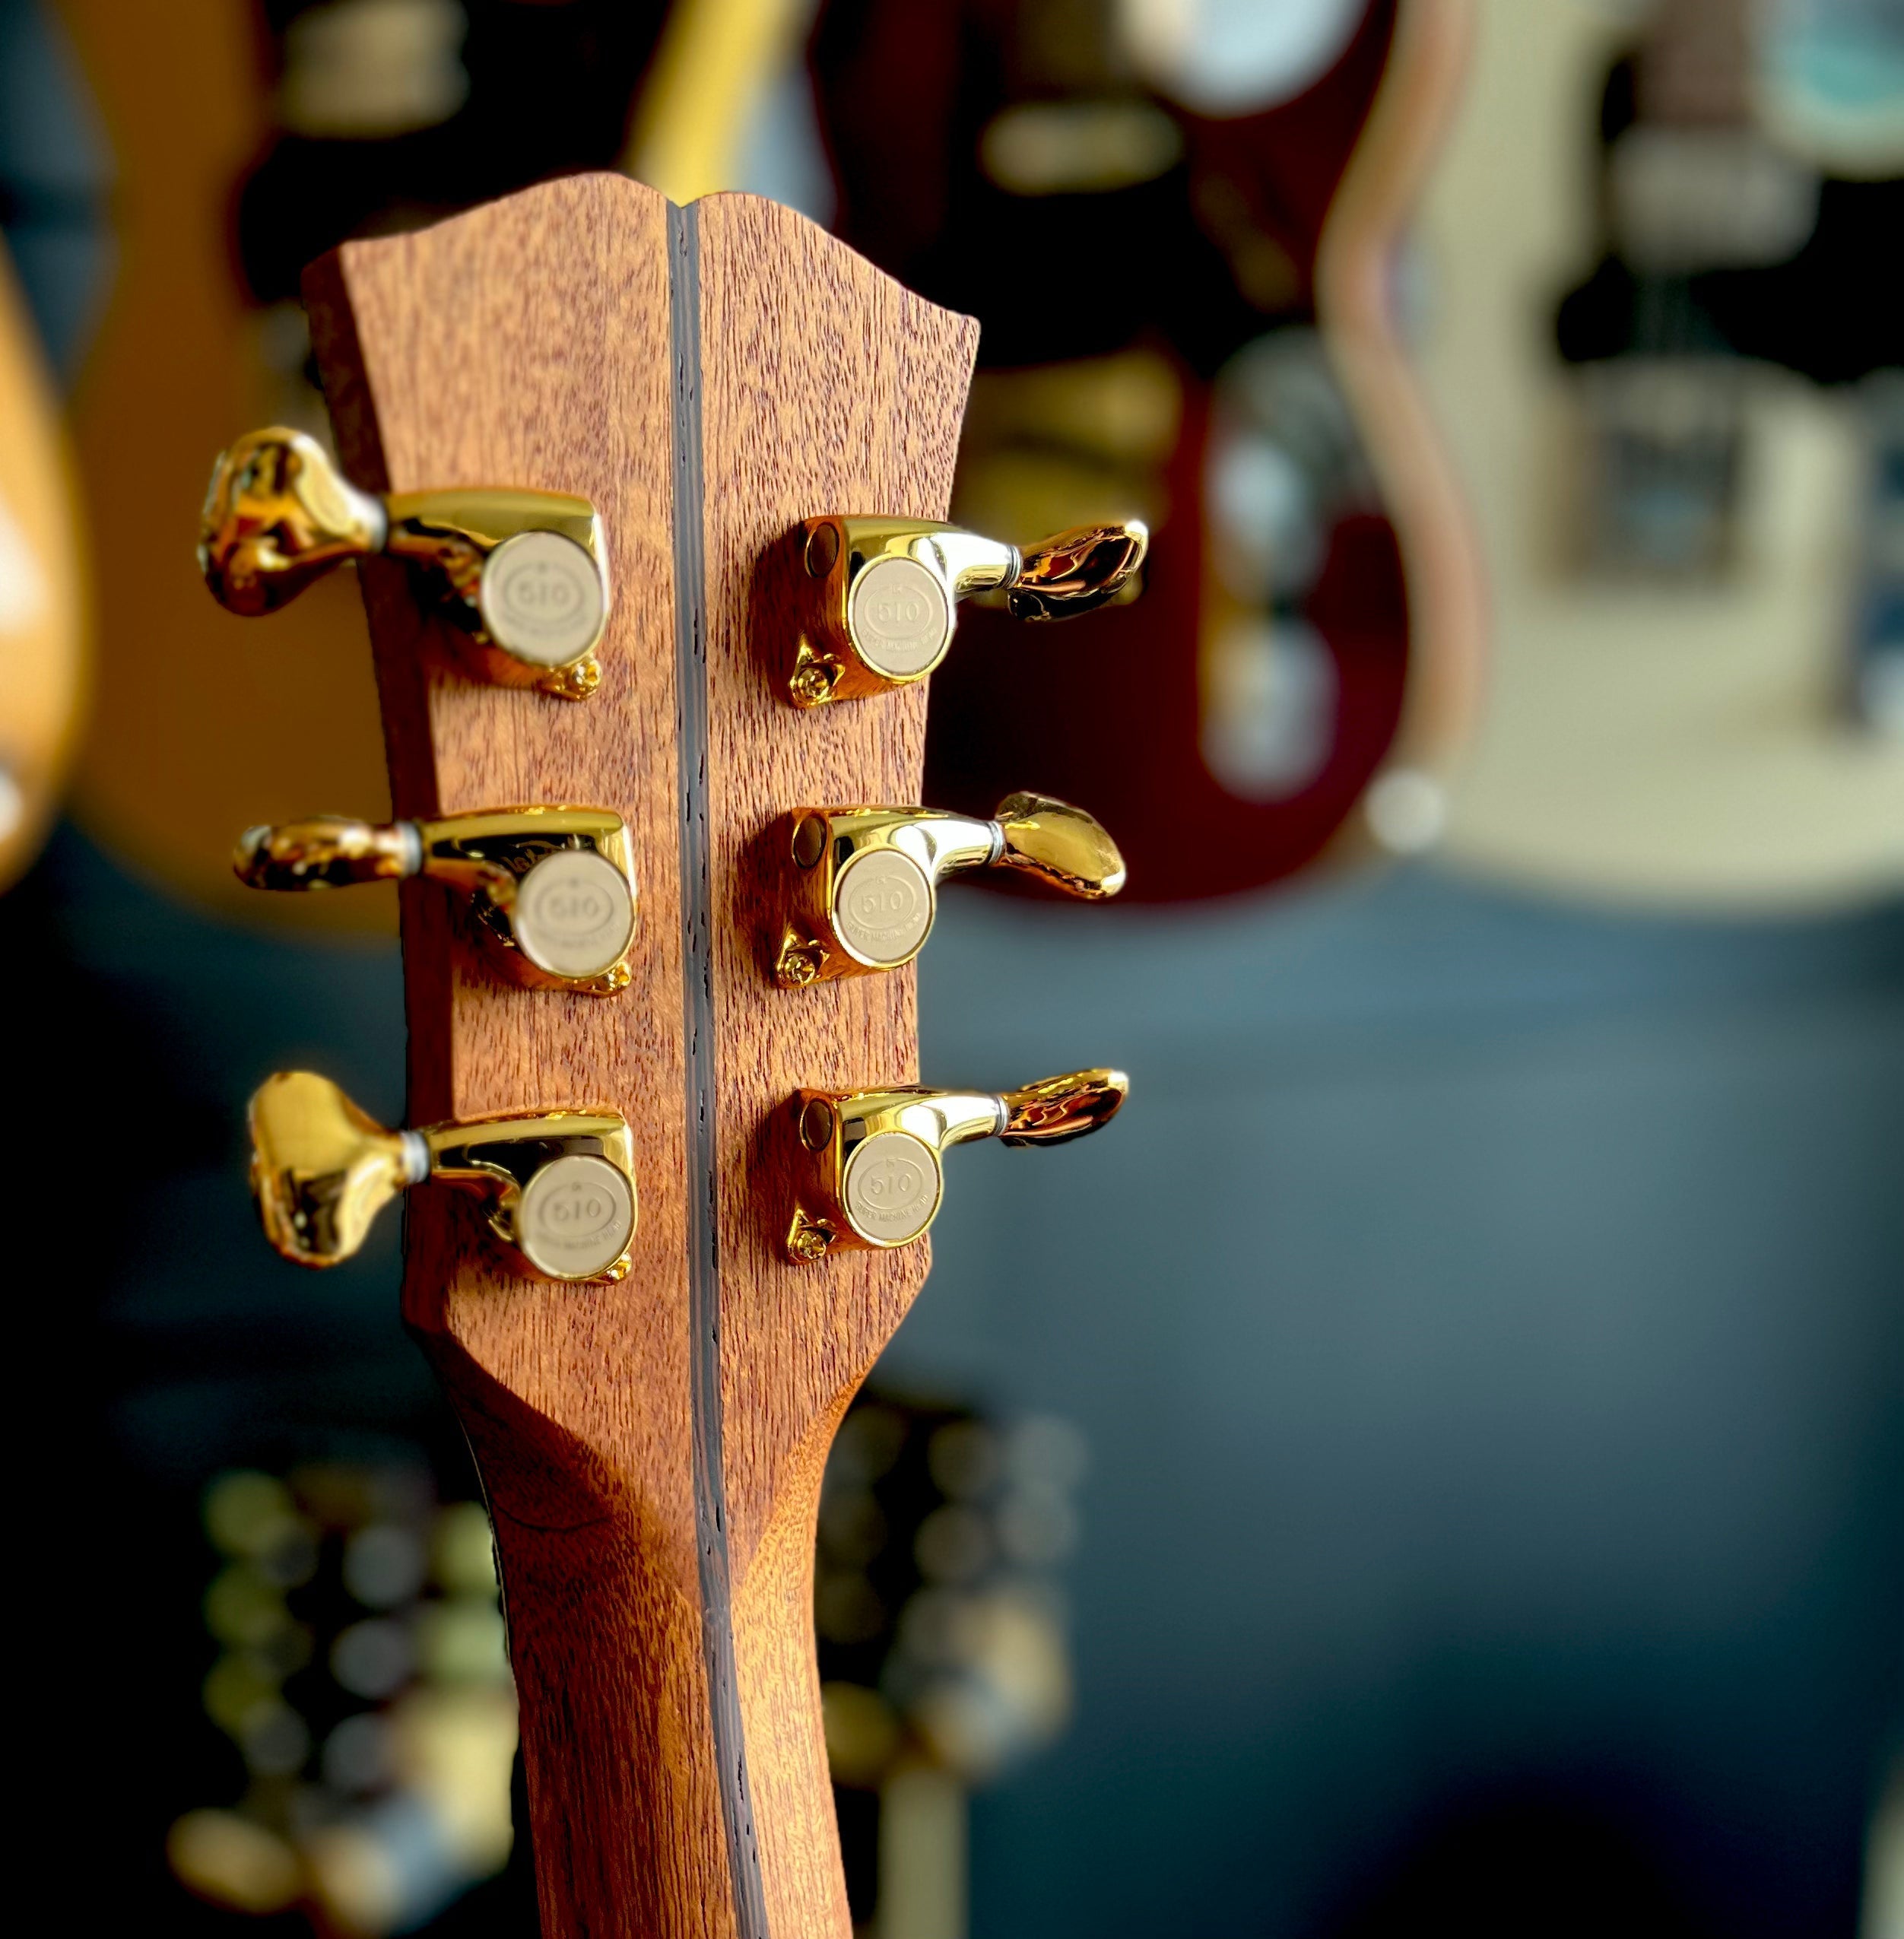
[235,808,636,993]
[786,1068,1128,1261]
[776,792,1125,985]
[200,427,611,698]
[789,516,1147,706]
[249,1071,636,1280]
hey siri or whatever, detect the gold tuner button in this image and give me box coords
[249,1071,636,1280]
[785,1068,1128,1261]
[199,427,611,699]
[234,808,636,994]
[776,792,1125,986]
[788,516,1148,706]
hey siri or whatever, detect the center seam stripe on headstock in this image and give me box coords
[669,197,771,1939]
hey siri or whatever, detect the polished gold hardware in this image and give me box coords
[200,427,611,698]
[249,1071,636,1280]
[789,516,1147,706]
[776,792,1125,985]
[235,808,636,993]
[785,1068,1128,1260]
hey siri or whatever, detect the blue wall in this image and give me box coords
[901,871,1904,1936]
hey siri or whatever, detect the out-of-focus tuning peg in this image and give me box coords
[776,792,1125,985]
[249,1071,636,1280]
[234,808,636,993]
[788,516,1147,706]
[785,1068,1128,1260]
[199,427,611,698]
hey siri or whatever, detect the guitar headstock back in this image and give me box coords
[301,176,975,1938]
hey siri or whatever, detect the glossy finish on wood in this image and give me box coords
[304,175,976,1939]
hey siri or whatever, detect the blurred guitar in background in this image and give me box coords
[56,0,1482,919]
[52,0,667,929]
[0,231,87,890]
[58,0,1900,922]
[808,0,1485,900]
[1419,0,1904,910]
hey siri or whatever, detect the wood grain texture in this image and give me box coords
[695,194,978,1938]
[303,175,976,1939]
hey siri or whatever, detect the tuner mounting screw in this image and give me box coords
[776,936,827,988]
[541,654,603,703]
[789,642,845,708]
[787,1212,838,1262]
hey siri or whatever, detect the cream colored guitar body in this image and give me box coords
[1417,0,1904,912]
